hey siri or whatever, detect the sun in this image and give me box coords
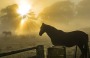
[17,0,31,26]
[16,0,42,35]
[16,0,31,35]
[17,0,31,16]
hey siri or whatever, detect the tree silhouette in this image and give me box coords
[0,4,21,31]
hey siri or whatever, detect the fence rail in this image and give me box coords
[0,45,44,58]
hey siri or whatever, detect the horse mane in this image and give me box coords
[45,24,64,32]
[46,24,57,30]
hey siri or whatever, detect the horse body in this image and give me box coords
[39,23,89,58]
[46,30,88,47]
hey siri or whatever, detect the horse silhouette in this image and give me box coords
[39,23,89,58]
[2,31,12,36]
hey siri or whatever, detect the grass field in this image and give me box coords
[0,33,89,58]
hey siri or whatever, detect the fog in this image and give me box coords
[0,0,90,58]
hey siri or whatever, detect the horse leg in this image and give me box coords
[87,45,90,58]
[83,42,89,58]
[78,45,84,58]
[86,43,89,58]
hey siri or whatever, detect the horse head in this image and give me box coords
[39,23,46,36]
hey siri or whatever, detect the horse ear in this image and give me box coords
[42,23,45,25]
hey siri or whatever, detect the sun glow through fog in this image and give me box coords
[16,0,31,35]
[17,0,31,16]
[16,0,42,35]
[17,0,31,26]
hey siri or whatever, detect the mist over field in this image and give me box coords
[0,0,90,58]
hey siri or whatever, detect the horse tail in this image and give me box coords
[83,35,89,58]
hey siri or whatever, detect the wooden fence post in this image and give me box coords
[47,46,66,58]
[63,46,66,58]
[36,45,44,58]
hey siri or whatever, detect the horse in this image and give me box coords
[39,23,89,58]
[2,31,12,36]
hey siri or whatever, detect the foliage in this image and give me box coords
[0,4,20,31]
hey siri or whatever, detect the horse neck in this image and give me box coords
[45,26,63,38]
[45,27,65,45]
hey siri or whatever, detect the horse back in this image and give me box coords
[58,30,88,44]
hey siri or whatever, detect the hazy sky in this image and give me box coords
[0,0,90,34]
[0,0,81,14]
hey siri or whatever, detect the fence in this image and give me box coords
[0,45,89,58]
[0,45,44,58]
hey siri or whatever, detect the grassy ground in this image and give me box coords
[0,34,89,58]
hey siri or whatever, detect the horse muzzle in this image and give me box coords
[39,32,42,36]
